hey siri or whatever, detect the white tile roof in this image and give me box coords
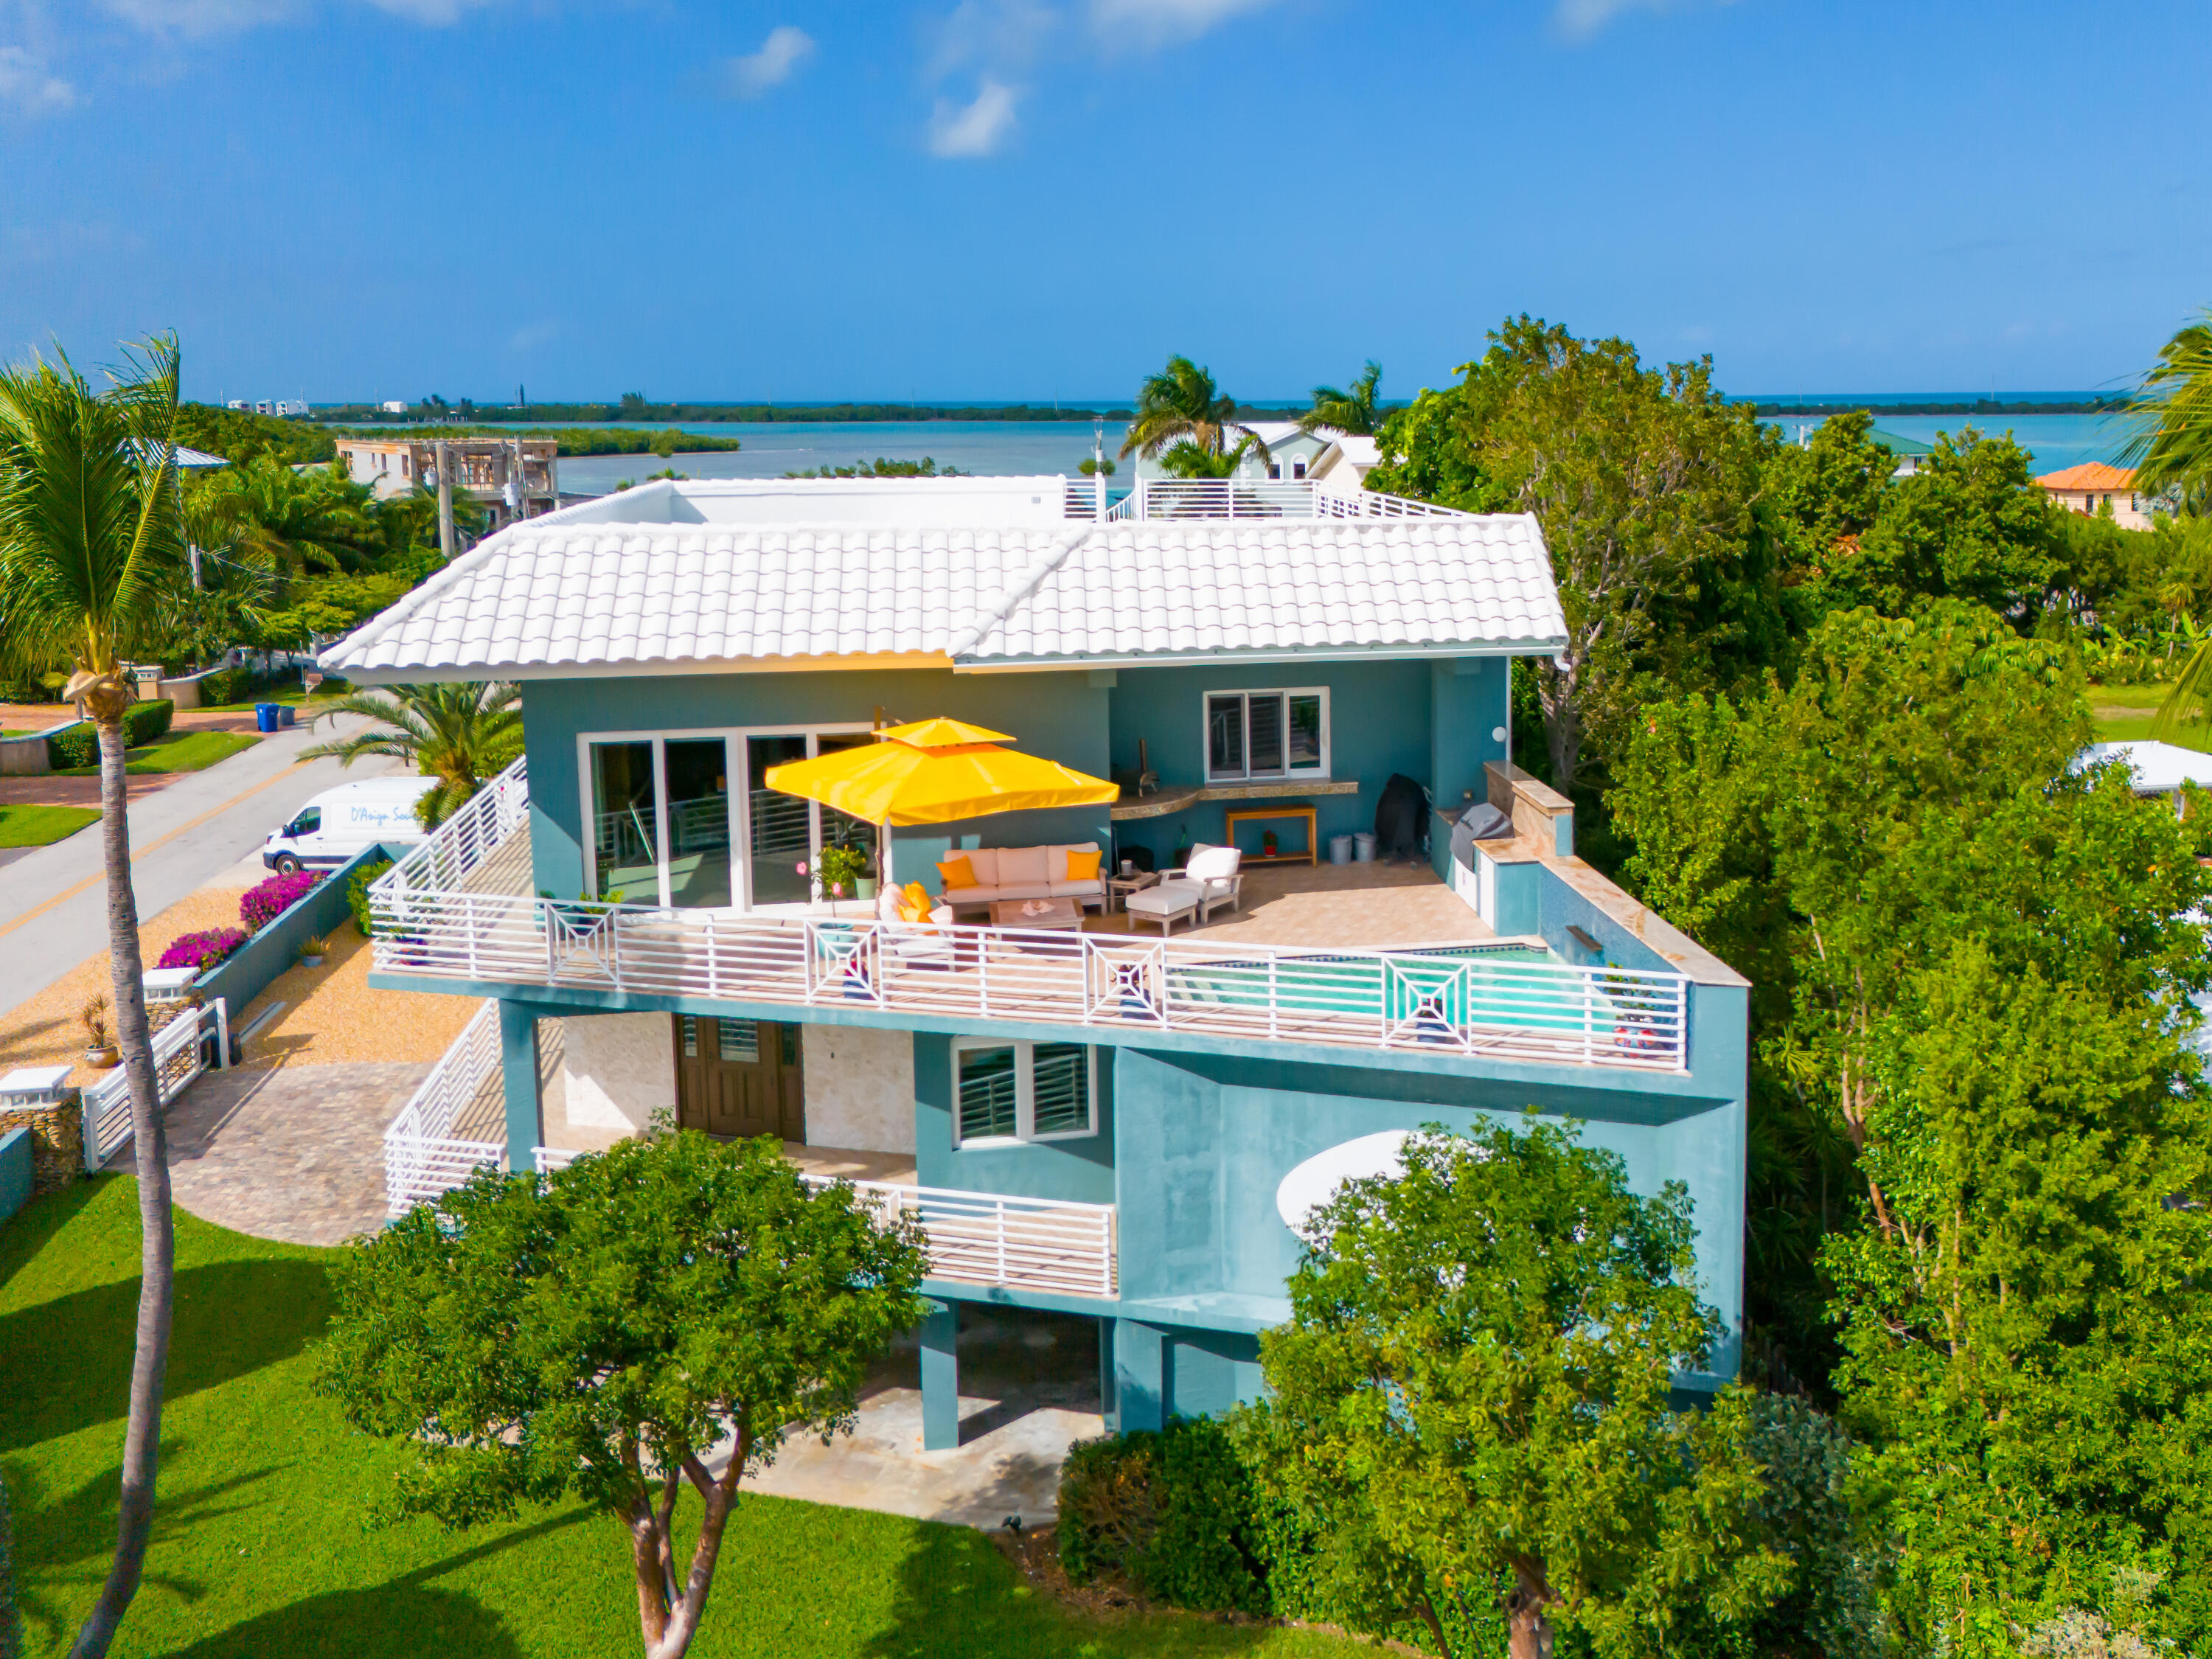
[322,498,1565,679]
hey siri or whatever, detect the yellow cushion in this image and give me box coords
[1065,848,1102,881]
[904,881,931,911]
[937,855,977,890]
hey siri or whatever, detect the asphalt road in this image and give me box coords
[0,714,406,1018]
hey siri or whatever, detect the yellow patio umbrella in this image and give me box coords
[762,717,1119,890]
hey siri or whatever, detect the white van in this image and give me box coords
[262,776,437,874]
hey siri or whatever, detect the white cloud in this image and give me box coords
[1088,0,1278,47]
[0,46,74,114]
[723,23,813,98]
[95,0,300,33]
[926,0,1052,80]
[927,77,1018,158]
[1552,0,1741,41]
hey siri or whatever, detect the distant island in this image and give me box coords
[311,394,1142,425]
[1744,396,2129,417]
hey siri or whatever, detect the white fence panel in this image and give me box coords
[79,1001,223,1172]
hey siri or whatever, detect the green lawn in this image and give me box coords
[55,730,262,778]
[4,1179,1358,1659]
[2087,684,2212,751]
[0,804,100,848]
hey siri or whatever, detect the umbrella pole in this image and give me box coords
[879,820,892,889]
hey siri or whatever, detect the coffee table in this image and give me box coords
[990,897,1084,932]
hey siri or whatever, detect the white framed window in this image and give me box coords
[952,1039,1096,1146]
[1291,457,1308,480]
[1204,688,1329,783]
[1266,461,1283,481]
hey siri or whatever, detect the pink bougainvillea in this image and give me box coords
[156,928,248,973]
[240,869,321,932]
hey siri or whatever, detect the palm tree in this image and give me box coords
[0,336,187,1659]
[1300,360,1384,437]
[200,456,384,576]
[1119,355,1270,465]
[302,681,521,827]
[1157,434,1264,480]
[2121,313,2212,741]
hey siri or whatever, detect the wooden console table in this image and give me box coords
[1225,804,1318,866]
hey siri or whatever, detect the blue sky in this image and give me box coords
[1,0,2205,403]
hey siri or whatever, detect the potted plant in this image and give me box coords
[817,843,871,901]
[299,933,330,969]
[1262,829,1279,858]
[80,994,119,1070]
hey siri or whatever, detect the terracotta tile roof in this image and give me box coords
[2036,462,2136,491]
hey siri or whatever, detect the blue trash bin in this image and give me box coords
[254,703,279,733]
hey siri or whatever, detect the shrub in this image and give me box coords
[240,869,321,931]
[347,857,393,936]
[123,698,173,746]
[45,723,96,770]
[156,927,247,973]
[196,665,248,706]
[1058,1419,1271,1615]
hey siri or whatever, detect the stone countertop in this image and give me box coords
[1110,778,1360,822]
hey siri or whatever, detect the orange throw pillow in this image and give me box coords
[1065,848,1102,881]
[937,855,977,891]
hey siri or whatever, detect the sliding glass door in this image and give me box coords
[589,726,869,911]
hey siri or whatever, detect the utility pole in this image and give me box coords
[435,439,456,561]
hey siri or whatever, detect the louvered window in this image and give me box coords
[952,1041,1097,1145]
[1205,689,1329,782]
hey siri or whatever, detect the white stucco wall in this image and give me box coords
[801,1025,917,1154]
[560,1012,675,1132]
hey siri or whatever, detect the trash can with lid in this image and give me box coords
[254,703,280,733]
[1352,832,1377,863]
[1328,834,1354,865]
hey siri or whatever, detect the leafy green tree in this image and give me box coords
[1367,317,1770,790]
[314,1133,930,1659]
[1760,411,1896,580]
[1156,434,1262,479]
[1829,428,2057,618]
[197,456,384,576]
[1119,355,1269,465]
[1248,1121,1790,1659]
[1300,359,1385,437]
[1829,945,2212,1656]
[1610,602,2205,1388]
[301,680,521,826]
[0,336,188,1659]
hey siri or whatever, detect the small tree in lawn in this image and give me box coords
[1250,1122,1790,1659]
[313,1131,931,1659]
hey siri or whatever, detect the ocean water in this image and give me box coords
[490,408,2146,497]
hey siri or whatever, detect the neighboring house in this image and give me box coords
[1308,432,1380,489]
[324,474,1750,1444]
[2079,739,2212,810]
[1132,420,1333,483]
[1867,427,1933,478]
[333,436,559,527]
[2037,462,2154,530]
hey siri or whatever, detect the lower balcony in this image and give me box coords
[384,1002,1118,1300]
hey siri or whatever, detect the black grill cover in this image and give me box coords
[1374,773,1428,861]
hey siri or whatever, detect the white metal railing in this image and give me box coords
[368,888,1690,1072]
[1062,476,1105,518]
[80,1000,229,1171]
[1101,478,1472,523]
[526,1150,1115,1296]
[381,757,530,899]
[382,998,504,1216]
[829,1178,1116,1297]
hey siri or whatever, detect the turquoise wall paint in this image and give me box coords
[912,1031,1116,1203]
[1105,658,1504,867]
[521,667,1115,902]
[1110,1048,1745,1389]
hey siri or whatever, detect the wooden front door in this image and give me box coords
[674,1016,804,1141]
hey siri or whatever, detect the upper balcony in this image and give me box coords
[368,761,1696,1075]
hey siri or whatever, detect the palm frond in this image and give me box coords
[2152,639,2212,742]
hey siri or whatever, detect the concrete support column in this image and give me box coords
[1113,1319,1167,1433]
[498,1000,542,1174]
[1096,1316,1118,1430]
[919,1301,960,1452]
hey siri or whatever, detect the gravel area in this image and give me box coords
[231,923,484,1071]
[0,887,251,1084]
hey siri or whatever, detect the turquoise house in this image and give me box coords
[326,473,1749,1447]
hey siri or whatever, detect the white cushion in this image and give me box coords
[1186,845,1241,882]
[957,846,999,886]
[876,886,904,922]
[996,846,1049,886]
[1046,877,1106,899]
[1127,880,1202,917]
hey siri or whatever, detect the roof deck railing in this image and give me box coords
[1060,476,1472,523]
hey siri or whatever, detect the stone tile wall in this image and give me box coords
[0,1098,83,1193]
